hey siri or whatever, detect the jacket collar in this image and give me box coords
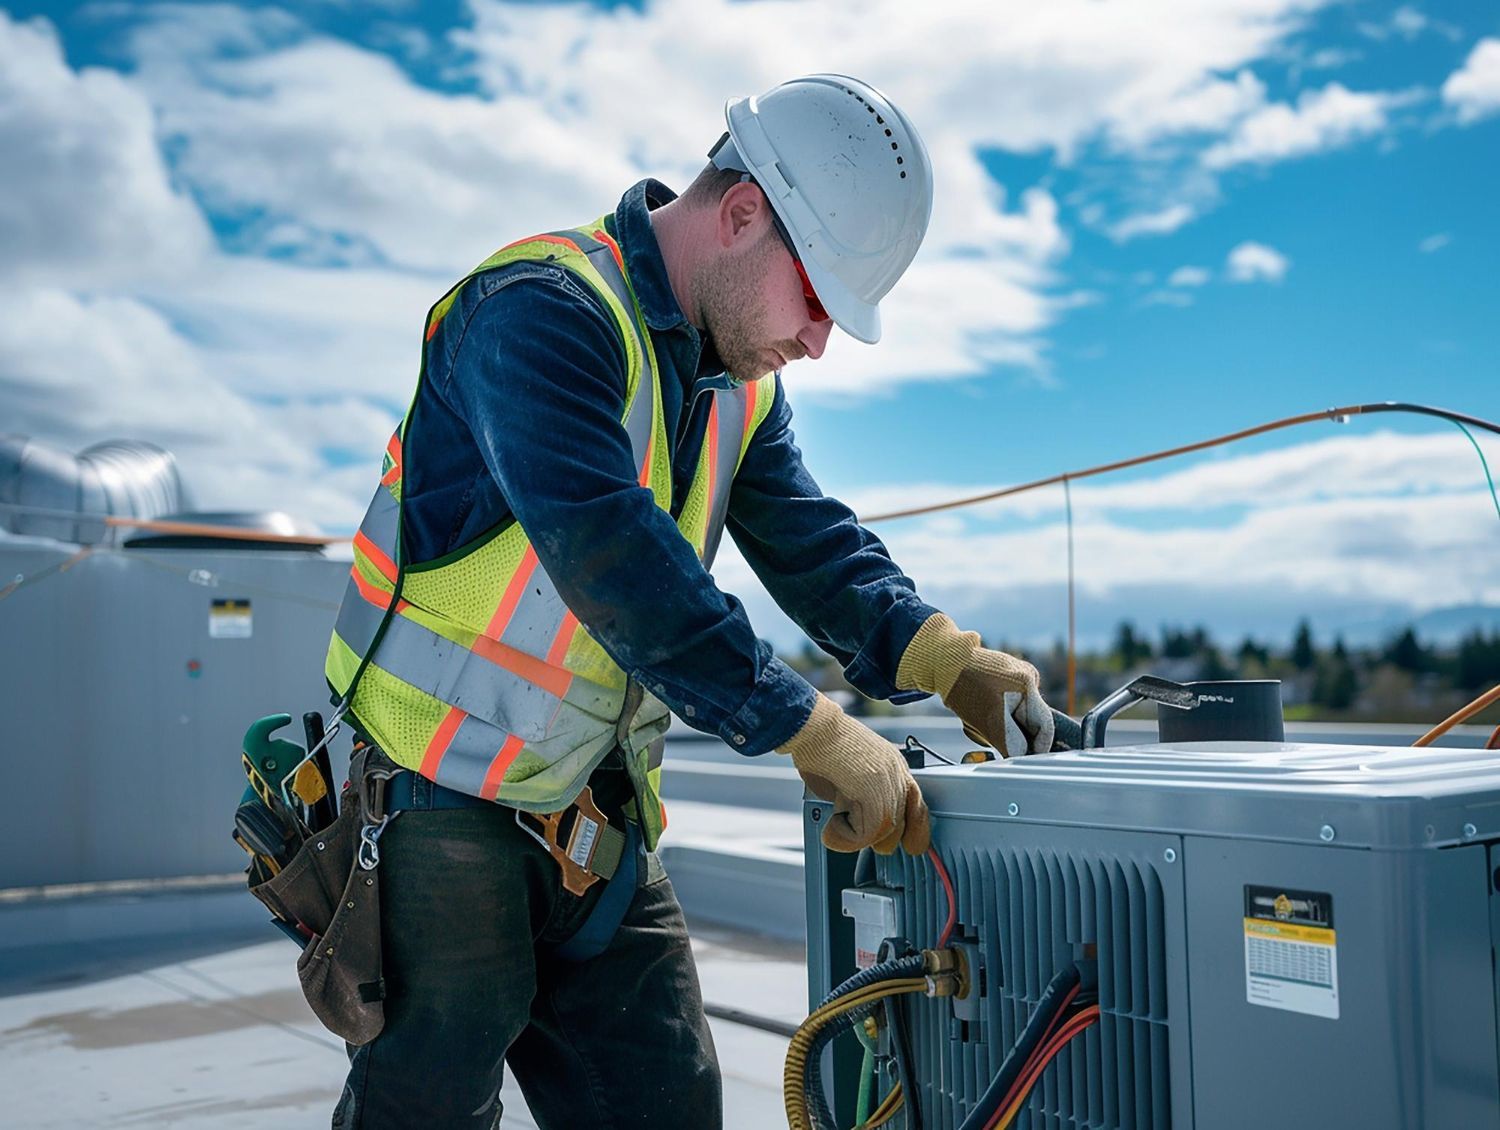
[615,178,689,334]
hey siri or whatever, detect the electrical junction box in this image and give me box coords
[805,741,1500,1130]
[841,888,900,970]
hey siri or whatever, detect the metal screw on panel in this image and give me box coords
[811,807,823,823]
[1163,848,1177,863]
[1319,825,1336,843]
[1007,802,1020,817]
[1463,823,1478,840]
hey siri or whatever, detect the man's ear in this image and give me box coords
[717,180,767,249]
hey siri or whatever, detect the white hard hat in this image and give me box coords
[710,74,933,344]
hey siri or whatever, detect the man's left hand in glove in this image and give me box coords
[896,612,1055,756]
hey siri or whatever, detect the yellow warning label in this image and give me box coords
[1244,919,1336,945]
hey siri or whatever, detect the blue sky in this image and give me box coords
[1,0,1496,651]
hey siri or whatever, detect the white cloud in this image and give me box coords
[1419,232,1451,253]
[1305,47,1362,70]
[1226,241,1290,282]
[1358,6,1461,44]
[0,12,212,287]
[1203,82,1418,169]
[1443,38,1500,125]
[1104,69,1267,147]
[1108,204,1197,242]
[1168,265,1211,287]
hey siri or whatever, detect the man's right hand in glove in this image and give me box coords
[779,693,931,856]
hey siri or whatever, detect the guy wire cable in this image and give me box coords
[858,402,1500,713]
[860,402,1500,524]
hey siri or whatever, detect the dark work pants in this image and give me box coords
[330,801,722,1129]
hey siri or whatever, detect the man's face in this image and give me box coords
[699,184,835,382]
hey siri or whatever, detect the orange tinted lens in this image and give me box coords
[793,259,830,322]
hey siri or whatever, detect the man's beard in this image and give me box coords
[697,243,780,383]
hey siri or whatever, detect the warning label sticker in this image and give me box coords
[1243,885,1338,1019]
[210,599,253,639]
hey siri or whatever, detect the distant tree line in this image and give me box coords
[783,620,1500,724]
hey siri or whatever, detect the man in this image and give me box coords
[325,74,1054,1128]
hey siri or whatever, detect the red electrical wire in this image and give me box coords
[985,1005,1102,1130]
[928,847,957,948]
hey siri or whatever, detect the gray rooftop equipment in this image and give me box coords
[0,436,350,890]
[807,680,1500,1129]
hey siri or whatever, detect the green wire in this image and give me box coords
[854,1018,878,1126]
[1453,420,1500,525]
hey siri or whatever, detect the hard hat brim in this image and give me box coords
[803,262,881,344]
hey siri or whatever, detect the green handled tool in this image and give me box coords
[241,713,307,809]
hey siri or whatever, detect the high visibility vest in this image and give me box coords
[325,220,776,850]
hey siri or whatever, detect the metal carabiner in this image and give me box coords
[357,813,397,871]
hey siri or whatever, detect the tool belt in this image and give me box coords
[378,763,629,896]
[247,743,387,1046]
[370,746,644,962]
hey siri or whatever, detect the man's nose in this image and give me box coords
[799,319,834,361]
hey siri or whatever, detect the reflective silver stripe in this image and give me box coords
[331,572,379,667]
[583,242,656,472]
[335,583,558,740]
[700,385,751,571]
[428,711,505,797]
[354,479,400,563]
[497,559,571,656]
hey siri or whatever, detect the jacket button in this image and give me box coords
[684,705,696,718]
[732,734,746,746]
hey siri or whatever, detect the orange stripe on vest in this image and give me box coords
[593,228,626,272]
[381,433,403,486]
[349,563,410,614]
[469,633,574,700]
[419,705,467,780]
[487,545,538,638]
[354,530,398,584]
[479,734,526,801]
[546,611,580,666]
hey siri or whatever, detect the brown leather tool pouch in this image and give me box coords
[249,745,386,1045]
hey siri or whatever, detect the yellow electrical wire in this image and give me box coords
[861,1083,904,1128]
[1412,683,1500,747]
[783,978,928,1130]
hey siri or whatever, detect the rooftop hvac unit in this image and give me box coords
[805,678,1500,1130]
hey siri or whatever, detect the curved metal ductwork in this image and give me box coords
[0,435,188,546]
[0,436,326,550]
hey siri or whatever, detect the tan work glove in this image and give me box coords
[780,693,931,856]
[897,613,1056,756]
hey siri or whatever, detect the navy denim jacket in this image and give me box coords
[399,179,938,756]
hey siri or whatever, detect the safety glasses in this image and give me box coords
[767,205,831,324]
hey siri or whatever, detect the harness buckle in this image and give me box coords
[514,786,610,896]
